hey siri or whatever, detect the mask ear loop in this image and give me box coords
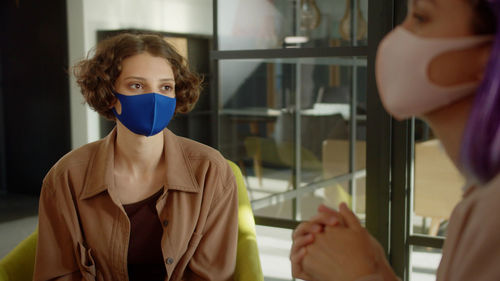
[111,91,124,116]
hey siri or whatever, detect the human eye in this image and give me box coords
[128,82,143,90]
[410,3,433,25]
[161,84,175,92]
[412,11,430,24]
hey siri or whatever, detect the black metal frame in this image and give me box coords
[0,47,5,195]
[365,0,394,256]
[210,47,368,60]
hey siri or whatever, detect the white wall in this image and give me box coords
[67,0,213,149]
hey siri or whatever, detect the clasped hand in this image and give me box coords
[290,203,397,281]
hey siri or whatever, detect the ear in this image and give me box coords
[109,97,117,108]
[475,42,493,82]
[109,97,121,115]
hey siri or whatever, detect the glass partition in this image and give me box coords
[218,57,367,222]
[410,246,443,281]
[411,122,464,237]
[217,0,368,50]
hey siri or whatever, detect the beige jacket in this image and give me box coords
[34,128,238,281]
[359,174,500,281]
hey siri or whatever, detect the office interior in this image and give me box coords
[0,0,464,280]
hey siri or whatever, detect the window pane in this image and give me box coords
[218,57,366,221]
[412,122,465,236]
[255,225,294,281]
[410,245,442,281]
[217,0,368,50]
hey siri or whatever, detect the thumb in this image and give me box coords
[339,202,362,230]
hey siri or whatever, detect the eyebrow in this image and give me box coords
[414,0,437,6]
[123,76,175,82]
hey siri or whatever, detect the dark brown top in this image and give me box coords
[123,188,165,281]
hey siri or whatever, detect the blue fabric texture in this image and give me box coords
[112,92,176,137]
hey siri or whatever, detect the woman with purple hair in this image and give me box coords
[290,0,500,280]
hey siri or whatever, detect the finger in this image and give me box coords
[291,247,309,279]
[318,204,346,226]
[339,202,362,230]
[291,233,314,258]
[318,203,338,214]
[290,244,307,264]
[293,222,322,239]
[309,211,340,227]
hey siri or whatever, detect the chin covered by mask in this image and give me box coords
[112,92,176,137]
[375,26,492,120]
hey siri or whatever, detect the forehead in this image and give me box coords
[120,53,174,77]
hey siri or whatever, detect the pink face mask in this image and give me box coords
[375,27,492,120]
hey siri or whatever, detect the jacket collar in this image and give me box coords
[80,128,200,200]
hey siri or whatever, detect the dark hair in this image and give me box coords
[471,0,497,34]
[461,0,500,184]
[73,33,202,120]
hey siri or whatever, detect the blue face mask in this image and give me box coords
[112,92,176,137]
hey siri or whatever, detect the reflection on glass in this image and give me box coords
[300,0,322,31]
[320,141,366,218]
[218,58,366,221]
[339,0,368,42]
[412,124,465,236]
[217,0,369,50]
[410,246,442,281]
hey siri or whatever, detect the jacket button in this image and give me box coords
[166,257,174,265]
[162,220,169,227]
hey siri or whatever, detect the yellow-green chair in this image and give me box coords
[0,230,37,281]
[227,160,264,281]
[0,161,263,281]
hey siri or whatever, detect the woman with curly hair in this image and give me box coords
[34,33,238,281]
[291,0,500,280]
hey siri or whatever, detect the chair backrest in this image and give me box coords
[227,160,264,281]
[0,230,37,281]
[0,161,263,281]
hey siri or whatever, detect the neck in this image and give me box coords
[114,122,164,174]
[423,96,474,171]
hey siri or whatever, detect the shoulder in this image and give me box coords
[175,136,230,178]
[42,139,103,189]
[174,135,236,191]
[470,176,500,228]
[176,136,226,166]
[454,177,500,236]
[444,175,500,279]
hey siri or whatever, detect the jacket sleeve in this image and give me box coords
[34,176,91,281]
[184,161,239,281]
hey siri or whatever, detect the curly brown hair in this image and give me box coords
[74,32,202,120]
